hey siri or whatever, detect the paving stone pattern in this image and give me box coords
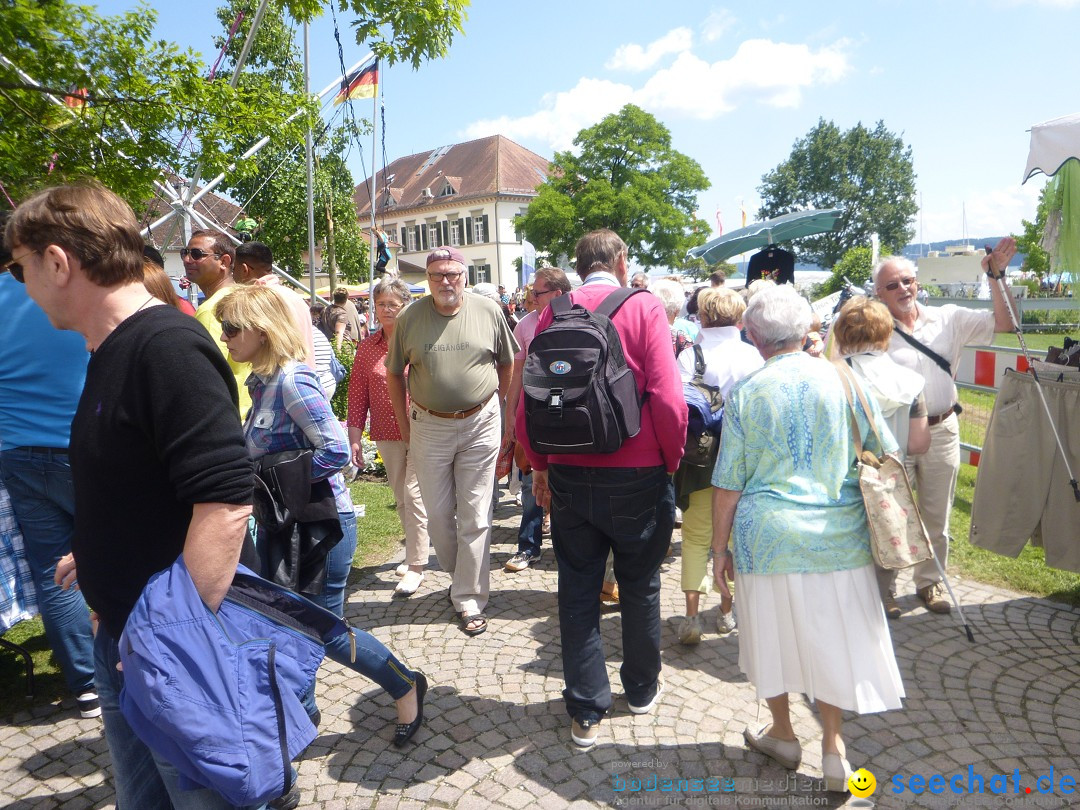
[2,496,1078,809]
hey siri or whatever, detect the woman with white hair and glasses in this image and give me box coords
[710,285,905,792]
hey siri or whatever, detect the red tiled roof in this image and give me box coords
[354,135,550,218]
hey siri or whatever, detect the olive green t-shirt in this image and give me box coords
[386,294,518,412]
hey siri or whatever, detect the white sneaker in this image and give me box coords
[677,615,702,645]
[716,610,736,635]
[77,691,101,719]
[395,570,424,596]
[394,563,408,578]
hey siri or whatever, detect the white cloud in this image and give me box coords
[462,78,636,152]
[605,28,693,72]
[463,36,850,152]
[702,9,736,42]
[636,39,850,119]
[918,183,1042,244]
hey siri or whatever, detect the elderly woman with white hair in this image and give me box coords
[649,277,697,354]
[710,285,905,792]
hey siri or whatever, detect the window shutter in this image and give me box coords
[442,220,450,245]
[400,227,407,248]
[468,265,476,285]
[465,217,473,245]
[481,214,490,243]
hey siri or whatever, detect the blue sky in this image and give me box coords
[96,0,1080,246]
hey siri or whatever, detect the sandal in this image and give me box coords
[460,612,488,636]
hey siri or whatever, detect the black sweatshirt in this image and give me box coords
[70,306,253,639]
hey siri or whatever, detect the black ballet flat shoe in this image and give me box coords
[393,671,428,747]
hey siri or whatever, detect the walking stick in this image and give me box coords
[985,249,1080,502]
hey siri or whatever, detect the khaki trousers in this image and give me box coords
[375,440,429,568]
[409,396,500,616]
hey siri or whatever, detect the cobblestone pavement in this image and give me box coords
[3,495,1079,809]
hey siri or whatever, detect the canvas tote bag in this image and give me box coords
[835,361,934,570]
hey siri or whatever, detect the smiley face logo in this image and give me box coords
[848,768,877,797]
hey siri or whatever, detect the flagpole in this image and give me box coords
[303,21,317,304]
[368,61,379,328]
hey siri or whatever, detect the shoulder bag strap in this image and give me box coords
[833,361,865,459]
[893,323,953,377]
[834,360,888,469]
[693,343,706,381]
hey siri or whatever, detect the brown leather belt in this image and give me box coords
[927,404,959,426]
[413,392,493,420]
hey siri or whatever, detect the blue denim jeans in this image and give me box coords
[94,626,263,809]
[305,511,415,702]
[547,464,675,721]
[516,472,544,557]
[0,447,94,695]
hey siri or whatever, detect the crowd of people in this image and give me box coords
[0,180,1020,806]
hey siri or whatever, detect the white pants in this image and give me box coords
[409,396,501,616]
[375,440,429,568]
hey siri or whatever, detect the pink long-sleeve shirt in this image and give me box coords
[517,279,687,473]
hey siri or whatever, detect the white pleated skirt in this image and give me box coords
[735,564,905,714]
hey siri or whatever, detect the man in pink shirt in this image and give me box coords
[233,241,316,370]
[517,229,686,749]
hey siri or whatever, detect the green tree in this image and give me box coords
[757,119,917,269]
[1014,180,1055,281]
[516,104,710,269]
[0,0,314,209]
[815,245,873,296]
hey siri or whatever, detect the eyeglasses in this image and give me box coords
[883,276,917,292]
[2,249,38,283]
[220,320,243,338]
[376,301,404,311]
[180,247,220,261]
[427,270,464,283]
[533,287,557,297]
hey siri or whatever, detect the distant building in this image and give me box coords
[353,135,550,288]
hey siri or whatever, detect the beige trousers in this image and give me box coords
[409,396,500,616]
[375,440,429,568]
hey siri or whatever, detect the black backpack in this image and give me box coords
[523,287,645,454]
[681,344,724,468]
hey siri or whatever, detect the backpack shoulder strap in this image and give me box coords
[549,292,574,317]
[594,286,645,320]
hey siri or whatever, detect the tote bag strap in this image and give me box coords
[833,361,884,468]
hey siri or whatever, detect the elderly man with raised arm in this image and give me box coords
[875,237,1018,614]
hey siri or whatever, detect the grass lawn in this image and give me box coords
[0,478,406,720]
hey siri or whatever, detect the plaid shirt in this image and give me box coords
[0,477,37,632]
[245,362,352,514]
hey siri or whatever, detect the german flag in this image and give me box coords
[333,60,378,105]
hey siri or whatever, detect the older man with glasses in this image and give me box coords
[385,246,517,637]
[874,239,1018,615]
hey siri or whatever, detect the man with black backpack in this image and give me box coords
[518,229,686,750]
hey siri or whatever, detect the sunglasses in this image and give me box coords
[2,249,39,283]
[180,247,220,261]
[883,276,917,292]
[220,320,243,338]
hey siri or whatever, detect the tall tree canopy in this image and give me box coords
[516,104,710,269]
[757,119,917,268]
[0,0,467,211]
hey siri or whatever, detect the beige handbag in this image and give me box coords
[835,362,934,570]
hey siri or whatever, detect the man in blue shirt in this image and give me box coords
[0,218,97,717]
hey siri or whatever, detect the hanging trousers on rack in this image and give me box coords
[970,368,1080,573]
